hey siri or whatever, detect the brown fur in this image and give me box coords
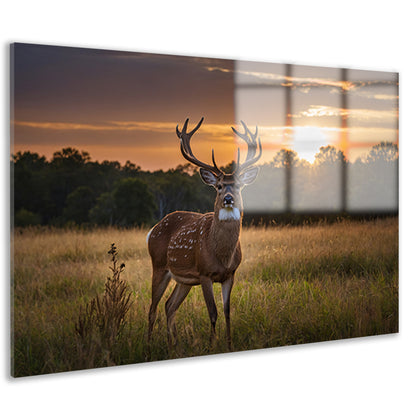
[148,211,242,284]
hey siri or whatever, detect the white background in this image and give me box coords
[2,1,415,414]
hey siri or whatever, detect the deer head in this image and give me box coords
[176,117,262,221]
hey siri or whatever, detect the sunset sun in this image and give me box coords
[291,125,329,163]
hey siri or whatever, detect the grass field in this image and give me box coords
[11,217,398,377]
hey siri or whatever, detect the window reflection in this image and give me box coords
[234,61,398,214]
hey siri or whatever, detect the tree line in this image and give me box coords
[11,142,398,227]
[243,141,398,214]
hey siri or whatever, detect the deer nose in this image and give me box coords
[224,194,234,206]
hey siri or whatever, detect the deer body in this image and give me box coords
[148,211,242,285]
[147,118,261,349]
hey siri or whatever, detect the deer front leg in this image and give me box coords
[221,275,234,351]
[200,277,218,344]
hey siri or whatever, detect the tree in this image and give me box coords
[14,208,41,227]
[272,149,300,168]
[314,146,346,166]
[122,160,141,176]
[349,142,398,211]
[365,142,398,163]
[147,166,214,220]
[174,163,199,176]
[296,146,347,212]
[12,151,50,222]
[89,178,156,226]
[12,151,47,167]
[50,147,91,168]
[63,186,95,224]
[48,148,93,220]
[89,192,115,225]
[112,178,156,226]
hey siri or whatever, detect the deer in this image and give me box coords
[147,117,262,350]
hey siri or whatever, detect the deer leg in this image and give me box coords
[200,277,218,344]
[165,282,192,348]
[221,275,234,351]
[148,269,171,342]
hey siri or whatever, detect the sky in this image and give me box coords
[11,43,399,170]
[233,60,399,163]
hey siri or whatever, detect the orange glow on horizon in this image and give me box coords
[13,121,399,168]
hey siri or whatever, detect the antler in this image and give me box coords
[176,117,223,176]
[232,121,262,173]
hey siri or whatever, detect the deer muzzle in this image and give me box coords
[223,194,234,207]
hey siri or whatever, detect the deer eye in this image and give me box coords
[217,184,222,190]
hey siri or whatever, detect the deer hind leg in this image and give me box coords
[148,269,171,342]
[200,277,218,345]
[165,282,192,348]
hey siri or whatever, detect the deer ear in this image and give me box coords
[239,166,259,186]
[199,168,218,186]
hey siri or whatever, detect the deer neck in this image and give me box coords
[210,212,241,268]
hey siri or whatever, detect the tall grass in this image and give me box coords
[11,218,398,377]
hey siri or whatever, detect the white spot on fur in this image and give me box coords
[218,207,241,221]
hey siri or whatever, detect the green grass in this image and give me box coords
[11,218,398,377]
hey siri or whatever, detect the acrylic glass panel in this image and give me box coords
[11,43,399,377]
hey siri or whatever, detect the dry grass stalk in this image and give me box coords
[75,243,132,368]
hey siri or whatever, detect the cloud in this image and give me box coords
[373,94,398,100]
[209,65,353,89]
[208,65,398,98]
[349,90,399,101]
[13,120,233,139]
[294,105,398,121]
[14,121,122,131]
[208,66,343,88]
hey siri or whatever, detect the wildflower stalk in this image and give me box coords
[75,243,132,368]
